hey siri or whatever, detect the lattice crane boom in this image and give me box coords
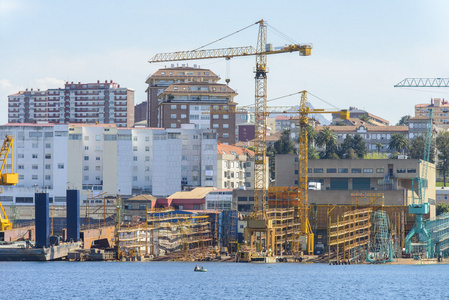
[149,20,312,218]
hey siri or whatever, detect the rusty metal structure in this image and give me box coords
[117,208,213,260]
[328,207,371,264]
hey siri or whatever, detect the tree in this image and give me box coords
[437,132,449,187]
[273,130,296,155]
[436,202,449,216]
[408,135,435,163]
[396,115,411,126]
[338,134,366,159]
[359,115,370,123]
[316,126,338,159]
[375,143,383,153]
[388,133,408,155]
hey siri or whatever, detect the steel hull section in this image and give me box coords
[0,242,82,261]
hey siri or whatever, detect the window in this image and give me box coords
[96,135,101,141]
[133,146,138,151]
[246,162,251,167]
[352,168,362,173]
[18,175,24,180]
[96,157,100,161]
[145,156,149,161]
[145,136,150,142]
[32,175,38,180]
[213,115,219,119]
[45,143,51,149]
[145,146,150,151]
[181,114,186,119]
[133,156,138,161]
[171,114,177,119]
[18,154,24,158]
[295,170,299,175]
[171,105,177,109]
[376,168,384,173]
[314,168,323,173]
[223,133,229,138]
[133,176,137,181]
[45,154,51,159]
[327,168,337,173]
[96,176,100,181]
[223,115,229,119]
[145,166,150,171]
[133,136,138,141]
[181,105,187,109]
[84,176,89,181]
[85,146,89,150]
[363,168,373,173]
[84,156,89,161]
[96,166,101,171]
[213,124,219,128]
[84,166,89,171]
[396,169,406,173]
[407,169,417,173]
[32,154,38,159]
[171,123,177,128]
[58,163,64,169]
[45,164,51,170]
[223,124,229,128]
[338,168,348,173]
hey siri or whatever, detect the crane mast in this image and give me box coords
[253,20,268,216]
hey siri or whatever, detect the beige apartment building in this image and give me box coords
[415,98,449,128]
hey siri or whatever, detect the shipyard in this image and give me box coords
[2,1,449,299]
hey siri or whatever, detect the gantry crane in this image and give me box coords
[149,19,312,219]
[0,135,19,230]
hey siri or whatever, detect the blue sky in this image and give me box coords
[1,0,449,125]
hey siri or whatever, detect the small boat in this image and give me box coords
[194,267,207,272]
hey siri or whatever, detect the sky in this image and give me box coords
[1,0,449,125]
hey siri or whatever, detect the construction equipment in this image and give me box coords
[0,135,19,230]
[149,19,312,218]
[210,91,349,254]
[394,78,449,87]
[404,109,433,257]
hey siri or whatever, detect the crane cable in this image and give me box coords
[266,23,299,45]
[193,22,258,51]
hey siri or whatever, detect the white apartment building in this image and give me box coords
[216,143,255,189]
[0,123,217,205]
[8,80,134,127]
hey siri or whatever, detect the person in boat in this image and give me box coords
[194,265,198,271]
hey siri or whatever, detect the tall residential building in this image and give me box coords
[145,65,220,128]
[0,123,217,204]
[8,80,135,127]
[134,101,147,124]
[415,98,449,127]
[158,82,237,144]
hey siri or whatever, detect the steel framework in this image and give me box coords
[366,210,393,263]
[394,78,449,87]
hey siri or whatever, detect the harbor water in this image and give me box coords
[2,262,448,299]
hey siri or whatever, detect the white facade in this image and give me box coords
[205,189,234,210]
[0,123,218,204]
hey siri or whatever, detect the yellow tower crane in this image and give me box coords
[208,91,349,254]
[0,135,19,230]
[149,19,312,219]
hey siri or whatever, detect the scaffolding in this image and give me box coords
[117,208,213,260]
[420,212,449,259]
[366,210,393,263]
[328,208,371,264]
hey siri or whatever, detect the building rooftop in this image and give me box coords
[316,125,408,133]
[127,194,157,201]
[217,142,254,156]
[168,187,216,200]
